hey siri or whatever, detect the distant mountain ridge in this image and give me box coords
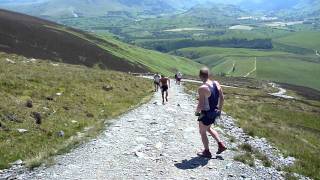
[0,0,318,19]
[0,0,174,18]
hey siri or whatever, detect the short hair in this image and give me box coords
[199,67,209,79]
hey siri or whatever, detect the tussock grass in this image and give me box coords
[0,52,153,169]
[184,80,320,179]
[234,153,255,167]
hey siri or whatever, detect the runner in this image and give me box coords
[160,75,170,104]
[153,73,160,92]
[195,67,227,158]
[176,72,182,85]
[174,73,178,84]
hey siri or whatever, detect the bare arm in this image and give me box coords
[168,78,171,88]
[215,81,224,111]
[196,86,210,113]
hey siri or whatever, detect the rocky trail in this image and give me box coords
[1,83,305,180]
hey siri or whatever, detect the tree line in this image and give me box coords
[140,38,273,52]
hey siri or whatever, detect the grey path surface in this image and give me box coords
[7,83,289,180]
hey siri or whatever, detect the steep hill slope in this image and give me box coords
[0,9,201,75]
[0,9,145,72]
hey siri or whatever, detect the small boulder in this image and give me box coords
[10,159,23,166]
[32,112,42,124]
[71,120,78,124]
[63,106,70,111]
[17,129,28,133]
[26,100,33,108]
[46,96,54,101]
[57,130,65,137]
[102,85,113,91]
[86,113,94,118]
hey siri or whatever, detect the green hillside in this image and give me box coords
[93,34,202,76]
[0,9,201,76]
[173,47,320,90]
[275,32,320,51]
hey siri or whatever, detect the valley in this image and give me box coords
[23,1,318,91]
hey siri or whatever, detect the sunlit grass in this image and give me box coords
[0,52,153,169]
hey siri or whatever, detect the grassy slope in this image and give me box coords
[94,33,202,76]
[256,57,320,91]
[174,47,320,90]
[0,9,202,77]
[0,52,153,169]
[274,32,320,51]
[35,25,202,76]
[184,80,320,179]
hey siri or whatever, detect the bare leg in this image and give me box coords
[161,91,165,103]
[199,122,210,150]
[207,128,222,143]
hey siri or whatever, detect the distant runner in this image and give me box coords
[160,75,171,104]
[176,72,182,85]
[153,73,160,92]
[174,73,178,84]
[195,67,227,158]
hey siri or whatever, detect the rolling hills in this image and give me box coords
[172,47,320,90]
[0,0,175,18]
[0,9,201,76]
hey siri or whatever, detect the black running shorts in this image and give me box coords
[161,85,168,92]
[198,110,220,126]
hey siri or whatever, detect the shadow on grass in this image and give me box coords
[174,156,224,170]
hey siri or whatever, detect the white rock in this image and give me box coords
[56,93,62,96]
[10,159,23,165]
[155,142,163,149]
[6,58,15,64]
[71,120,78,124]
[226,163,232,169]
[167,123,175,127]
[135,152,147,159]
[136,137,148,143]
[17,129,28,133]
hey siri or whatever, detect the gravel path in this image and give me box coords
[2,83,295,180]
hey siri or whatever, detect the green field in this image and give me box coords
[275,32,320,51]
[173,47,320,90]
[0,52,153,169]
[256,57,320,90]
